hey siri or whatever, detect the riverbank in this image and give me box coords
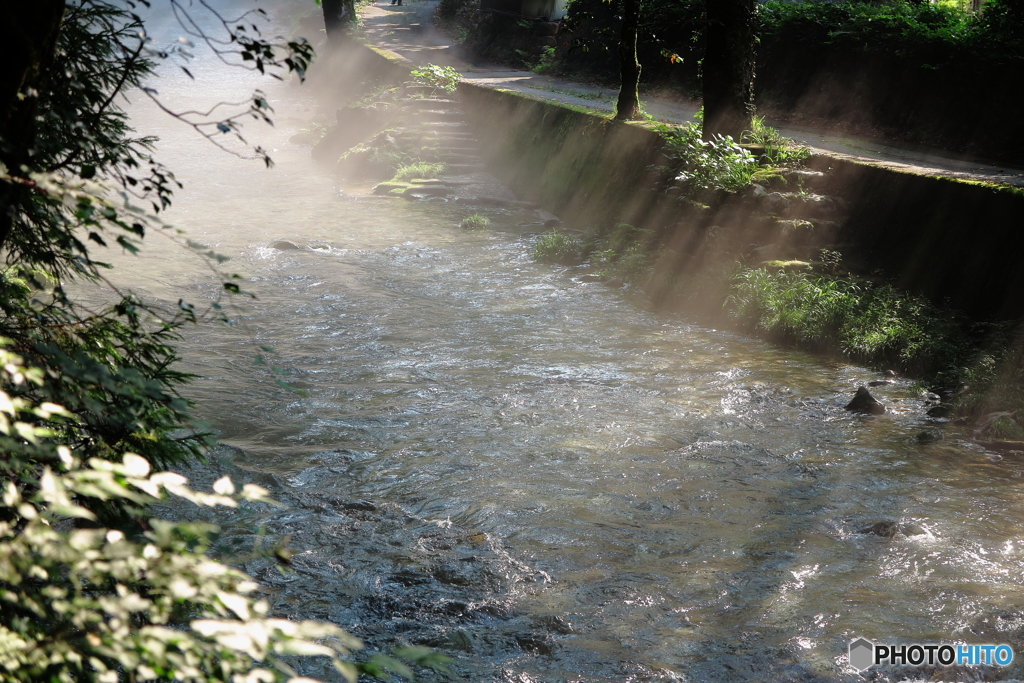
[315,18,1024,427]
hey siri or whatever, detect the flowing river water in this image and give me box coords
[97,2,1024,681]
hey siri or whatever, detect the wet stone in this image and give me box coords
[531,614,574,634]
[859,520,900,537]
[515,633,554,655]
[845,386,886,414]
[270,240,300,250]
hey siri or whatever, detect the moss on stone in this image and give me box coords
[373,181,411,194]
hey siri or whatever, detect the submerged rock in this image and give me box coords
[373,181,411,195]
[859,520,900,537]
[858,520,927,537]
[270,240,300,250]
[404,184,450,197]
[845,386,885,414]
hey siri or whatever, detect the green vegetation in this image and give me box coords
[586,223,655,284]
[653,113,805,197]
[728,267,963,372]
[0,364,362,680]
[409,64,461,93]
[741,116,810,166]
[727,265,1024,416]
[460,213,491,229]
[517,91,1024,417]
[391,161,448,181]
[657,121,757,194]
[523,85,609,102]
[532,231,584,264]
[517,46,559,74]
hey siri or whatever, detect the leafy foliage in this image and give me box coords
[409,64,461,93]
[727,266,965,373]
[0,0,312,485]
[0,347,363,683]
[655,120,756,195]
[740,116,809,166]
[0,2,418,681]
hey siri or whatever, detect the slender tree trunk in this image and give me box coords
[0,0,66,251]
[701,0,756,140]
[613,0,642,121]
[321,0,358,44]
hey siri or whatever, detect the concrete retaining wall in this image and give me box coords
[355,42,1024,321]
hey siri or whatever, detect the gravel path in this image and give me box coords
[359,0,1024,188]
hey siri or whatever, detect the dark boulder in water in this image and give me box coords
[859,520,899,537]
[845,386,885,414]
[270,240,300,250]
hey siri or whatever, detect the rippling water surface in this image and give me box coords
[104,3,1024,680]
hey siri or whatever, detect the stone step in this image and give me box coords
[418,114,466,125]
[402,98,458,107]
[415,121,470,130]
[446,162,488,173]
[437,152,482,162]
[436,143,479,152]
[431,134,478,143]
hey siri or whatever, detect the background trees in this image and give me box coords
[321,0,359,44]
[700,0,755,139]
[613,0,642,121]
[558,0,1022,158]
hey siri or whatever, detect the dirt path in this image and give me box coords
[359,0,1024,188]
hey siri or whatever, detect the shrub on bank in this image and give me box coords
[727,267,965,373]
[533,231,584,264]
[727,266,1024,416]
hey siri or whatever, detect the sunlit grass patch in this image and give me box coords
[460,214,491,230]
[727,266,966,374]
[392,161,448,182]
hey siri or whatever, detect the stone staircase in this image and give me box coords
[370,86,524,207]
[397,91,487,175]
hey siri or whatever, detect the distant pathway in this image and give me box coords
[359,0,1024,188]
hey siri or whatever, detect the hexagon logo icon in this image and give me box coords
[849,638,875,671]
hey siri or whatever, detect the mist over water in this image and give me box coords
[99,1,1024,680]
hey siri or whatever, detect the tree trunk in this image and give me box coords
[321,0,358,44]
[0,0,66,251]
[613,0,642,121]
[702,0,756,140]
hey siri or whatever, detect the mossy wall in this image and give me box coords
[808,156,1024,320]
[457,86,674,229]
